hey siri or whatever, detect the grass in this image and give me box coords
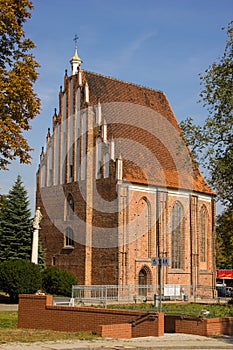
[0,311,99,344]
[108,302,233,318]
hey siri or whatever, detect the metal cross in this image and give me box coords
[73,34,79,46]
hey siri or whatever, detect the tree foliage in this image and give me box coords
[216,209,233,269]
[0,175,32,262]
[42,266,77,297]
[180,21,233,208]
[0,259,42,302]
[0,0,40,169]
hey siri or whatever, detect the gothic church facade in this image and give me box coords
[36,47,216,293]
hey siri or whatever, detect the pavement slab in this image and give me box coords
[0,334,233,350]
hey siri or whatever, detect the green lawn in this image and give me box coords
[0,311,98,344]
[108,302,233,318]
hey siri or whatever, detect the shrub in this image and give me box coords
[0,259,42,302]
[42,266,77,297]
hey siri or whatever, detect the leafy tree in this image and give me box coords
[0,0,40,170]
[180,21,233,208]
[216,209,233,269]
[0,259,42,302]
[42,266,77,297]
[0,175,32,262]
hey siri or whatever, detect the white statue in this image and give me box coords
[33,207,43,229]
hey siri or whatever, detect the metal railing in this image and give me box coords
[71,284,217,305]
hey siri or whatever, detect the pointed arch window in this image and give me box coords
[96,137,102,179]
[66,194,74,221]
[171,201,183,269]
[200,206,207,262]
[136,197,152,258]
[65,227,74,247]
[104,152,110,178]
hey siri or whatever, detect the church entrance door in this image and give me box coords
[139,268,147,296]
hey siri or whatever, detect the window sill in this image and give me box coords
[63,246,74,250]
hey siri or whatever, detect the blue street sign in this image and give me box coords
[151,257,159,266]
[161,257,170,266]
[151,257,170,266]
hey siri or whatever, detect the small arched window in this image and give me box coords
[171,201,184,269]
[65,227,74,247]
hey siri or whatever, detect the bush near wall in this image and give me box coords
[42,266,77,296]
[0,260,42,302]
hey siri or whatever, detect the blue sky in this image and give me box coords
[0,0,232,213]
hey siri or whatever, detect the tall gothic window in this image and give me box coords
[136,197,152,258]
[171,201,183,269]
[66,194,74,221]
[104,152,110,178]
[65,227,74,247]
[200,206,207,262]
[96,137,102,179]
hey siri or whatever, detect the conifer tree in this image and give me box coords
[0,175,32,262]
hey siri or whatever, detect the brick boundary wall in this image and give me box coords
[18,295,233,337]
[164,315,233,336]
[18,295,164,338]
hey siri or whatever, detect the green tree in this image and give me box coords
[0,0,40,170]
[180,21,233,208]
[0,259,42,302]
[42,266,77,297]
[216,209,233,269]
[0,175,32,262]
[0,194,6,216]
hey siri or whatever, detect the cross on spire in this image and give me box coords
[73,34,79,48]
[70,35,82,75]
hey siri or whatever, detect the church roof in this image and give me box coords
[82,70,214,196]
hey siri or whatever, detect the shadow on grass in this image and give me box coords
[0,294,14,304]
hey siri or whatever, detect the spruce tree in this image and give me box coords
[0,175,32,262]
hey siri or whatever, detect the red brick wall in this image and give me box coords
[175,316,233,336]
[101,323,132,338]
[205,317,233,336]
[18,295,164,338]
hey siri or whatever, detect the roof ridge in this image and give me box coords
[83,69,164,95]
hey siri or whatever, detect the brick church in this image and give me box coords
[36,44,216,292]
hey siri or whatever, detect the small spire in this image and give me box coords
[116,155,123,180]
[53,109,58,128]
[40,147,44,161]
[46,128,51,142]
[70,35,82,75]
[84,81,89,103]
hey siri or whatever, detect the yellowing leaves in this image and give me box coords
[0,0,40,169]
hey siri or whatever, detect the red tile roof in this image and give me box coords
[83,70,214,195]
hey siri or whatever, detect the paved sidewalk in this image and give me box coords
[0,304,18,311]
[0,334,233,350]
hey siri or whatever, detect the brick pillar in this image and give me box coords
[156,191,168,285]
[117,184,128,286]
[190,195,199,297]
[73,79,77,182]
[84,106,94,285]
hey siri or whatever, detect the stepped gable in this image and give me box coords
[83,70,214,195]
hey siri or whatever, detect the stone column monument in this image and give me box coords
[31,207,42,264]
